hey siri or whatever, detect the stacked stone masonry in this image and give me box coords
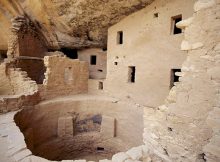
[40,55,89,100]
[0,61,39,113]
[143,0,220,161]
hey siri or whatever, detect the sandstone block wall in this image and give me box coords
[7,15,47,59]
[143,0,220,161]
[17,32,46,58]
[14,57,46,84]
[0,62,39,113]
[40,55,89,99]
[0,63,14,95]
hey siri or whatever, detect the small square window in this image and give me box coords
[114,62,118,65]
[171,15,182,35]
[90,55,97,65]
[154,13,159,18]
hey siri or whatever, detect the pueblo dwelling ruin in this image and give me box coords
[0,0,220,162]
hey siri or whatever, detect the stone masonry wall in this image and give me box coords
[0,61,39,113]
[40,54,89,100]
[7,15,47,59]
[143,0,220,161]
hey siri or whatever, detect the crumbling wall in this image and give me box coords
[0,62,38,96]
[143,0,220,161]
[6,15,47,84]
[0,63,14,95]
[7,15,47,58]
[14,58,46,84]
[40,54,89,99]
[0,62,39,113]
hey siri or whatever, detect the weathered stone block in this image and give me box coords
[112,152,130,162]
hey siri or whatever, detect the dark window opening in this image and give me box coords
[114,62,118,65]
[171,15,182,35]
[170,69,181,88]
[98,69,103,72]
[60,48,78,59]
[90,55,97,65]
[97,147,104,151]
[0,50,7,59]
[102,47,107,51]
[117,31,123,44]
[47,49,57,52]
[98,82,103,90]
[154,13,159,18]
[128,66,136,83]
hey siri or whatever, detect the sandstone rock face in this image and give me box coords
[0,0,154,50]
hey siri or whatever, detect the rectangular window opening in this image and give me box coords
[128,66,136,83]
[170,69,181,88]
[98,82,103,90]
[171,15,182,35]
[90,55,97,65]
[117,31,123,44]
[97,147,104,151]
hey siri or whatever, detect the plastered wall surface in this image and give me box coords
[78,48,107,79]
[105,0,196,107]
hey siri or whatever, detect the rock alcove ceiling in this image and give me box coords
[0,0,154,50]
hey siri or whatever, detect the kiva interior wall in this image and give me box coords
[15,98,143,155]
[105,0,197,107]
